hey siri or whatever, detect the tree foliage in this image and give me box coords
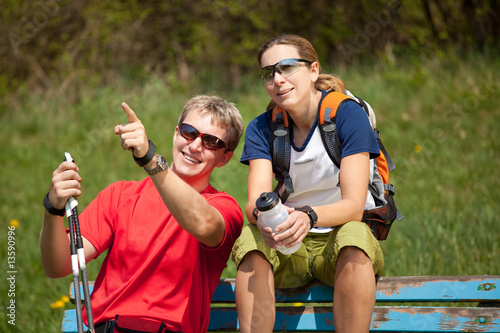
[1,0,498,103]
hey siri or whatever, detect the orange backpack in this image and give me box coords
[270,91,403,240]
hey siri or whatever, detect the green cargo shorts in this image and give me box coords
[231,221,384,289]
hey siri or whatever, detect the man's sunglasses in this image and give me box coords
[259,58,313,83]
[179,123,228,151]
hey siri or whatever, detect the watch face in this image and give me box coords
[147,155,168,175]
[158,155,167,168]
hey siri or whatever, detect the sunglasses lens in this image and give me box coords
[180,124,199,140]
[276,59,301,76]
[260,59,308,83]
[201,135,224,150]
[180,124,227,150]
[260,68,274,82]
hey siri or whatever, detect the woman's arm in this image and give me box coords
[247,158,313,250]
[245,158,274,224]
[272,152,370,250]
[313,152,370,227]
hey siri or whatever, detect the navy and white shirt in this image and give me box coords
[241,91,380,231]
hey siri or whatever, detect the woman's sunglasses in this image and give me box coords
[179,123,228,151]
[259,58,313,84]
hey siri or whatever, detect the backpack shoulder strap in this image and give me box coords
[317,91,356,168]
[351,94,395,173]
[270,91,354,201]
[270,105,293,202]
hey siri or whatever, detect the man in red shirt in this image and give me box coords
[40,95,244,333]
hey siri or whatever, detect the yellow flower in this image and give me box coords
[414,144,422,153]
[50,300,65,309]
[61,295,70,303]
[9,219,19,229]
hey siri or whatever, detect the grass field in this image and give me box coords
[1,51,499,331]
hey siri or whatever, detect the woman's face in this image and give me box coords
[260,44,319,111]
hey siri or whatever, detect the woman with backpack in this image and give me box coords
[231,34,384,332]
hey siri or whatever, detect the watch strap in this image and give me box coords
[295,205,318,230]
[145,154,168,175]
[134,139,156,167]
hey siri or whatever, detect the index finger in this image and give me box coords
[121,102,140,123]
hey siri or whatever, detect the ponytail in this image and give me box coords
[315,74,345,93]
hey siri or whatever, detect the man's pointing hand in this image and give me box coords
[114,102,149,158]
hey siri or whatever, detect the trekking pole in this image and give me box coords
[65,195,84,333]
[64,152,94,333]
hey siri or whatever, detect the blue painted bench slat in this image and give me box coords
[62,306,500,332]
[215,275,500,303]
[63,275,500,332]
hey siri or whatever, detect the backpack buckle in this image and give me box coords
[322,107,336,132]
[273,113,288,137]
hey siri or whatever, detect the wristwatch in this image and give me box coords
[295,205,318,230]
[144,154,168,175]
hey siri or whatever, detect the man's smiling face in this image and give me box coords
[170,109,232,188]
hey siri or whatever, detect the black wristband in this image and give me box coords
[43,192,65,216]
[295,205,318,230]
[134,139,156,167]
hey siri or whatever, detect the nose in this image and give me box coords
[273,71,285,85]
[189,136,204,151]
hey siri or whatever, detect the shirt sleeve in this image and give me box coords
[202,191,244,254]
[78,181,126,257]
[240,111,273,165]
[336,100,380,160]
[241,99,380,165]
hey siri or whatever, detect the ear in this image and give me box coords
[310,61,320,82]
[173,126,180,144]
[216,150,233,168]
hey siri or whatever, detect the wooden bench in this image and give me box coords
[62,275,500,332]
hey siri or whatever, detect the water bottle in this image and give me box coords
[255,192,301,255]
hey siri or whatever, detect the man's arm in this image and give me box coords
[39,161,97,278]
[115,102,229,247]
[147,156,228,247]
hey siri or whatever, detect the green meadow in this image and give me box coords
[1,51,499,331]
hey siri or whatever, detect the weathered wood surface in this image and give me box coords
[207,306,500,332]
[63,306,500,332]
[64,275,500,332]
[213,275,500,303]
